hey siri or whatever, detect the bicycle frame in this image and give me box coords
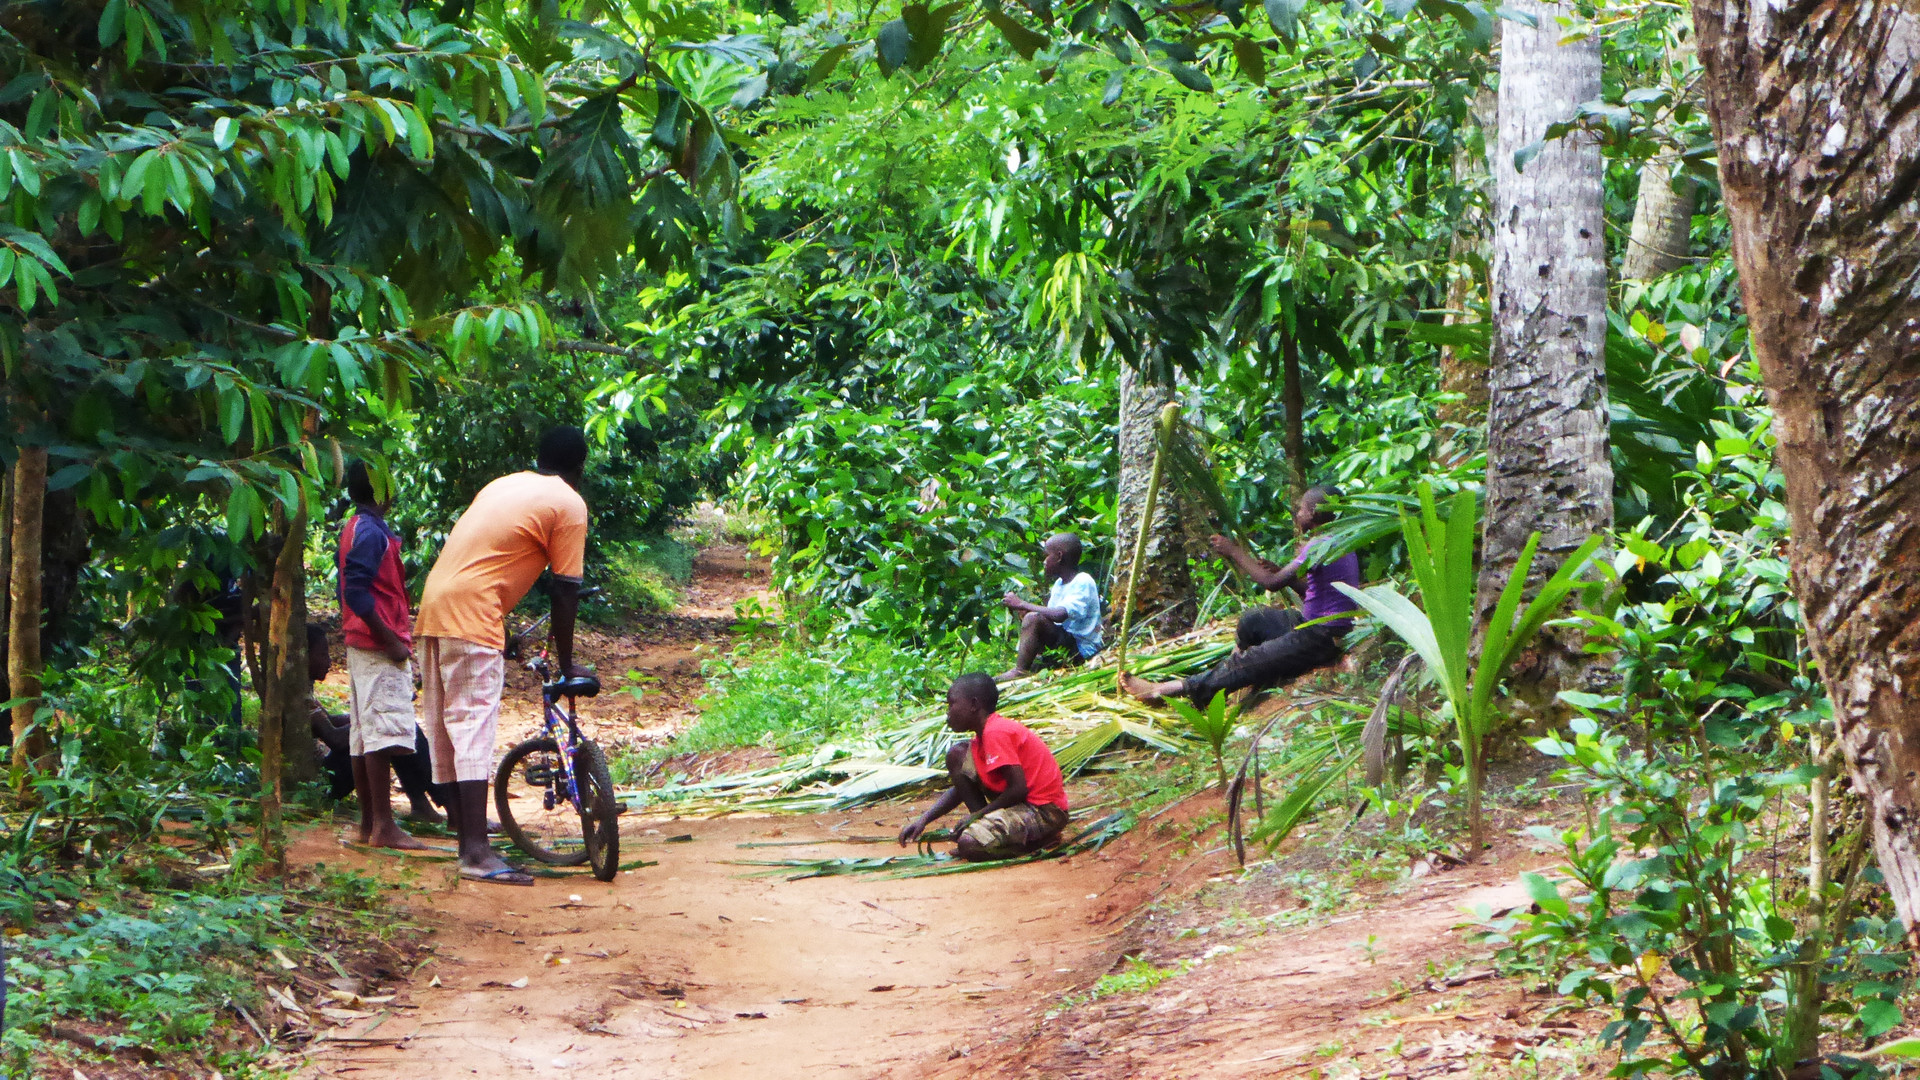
[532,670,590,816]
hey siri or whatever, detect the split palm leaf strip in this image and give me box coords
[727,811,1132,880]
[619,627,1236,817]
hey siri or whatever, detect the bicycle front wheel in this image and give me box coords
[576,739,621,882]
[495,738,590,866]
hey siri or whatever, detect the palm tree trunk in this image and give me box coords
[1691,0,1920,931]
[1621,28,1700,282]
[1481,0,1614,713]
[1111,362,1197,638]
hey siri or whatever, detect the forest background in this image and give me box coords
[1,0,1915,1077]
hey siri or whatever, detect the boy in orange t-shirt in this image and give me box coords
[413,426,591,886]
[897,674,1069,861]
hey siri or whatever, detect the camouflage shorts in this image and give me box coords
[956,750,1069,859]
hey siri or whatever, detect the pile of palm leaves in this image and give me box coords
[617,628,1236,816]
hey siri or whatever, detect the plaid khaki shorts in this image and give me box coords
[957,749,1069,859]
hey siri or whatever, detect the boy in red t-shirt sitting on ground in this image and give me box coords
[897,673,1069,861]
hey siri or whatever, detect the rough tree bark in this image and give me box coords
[258,509,306,871]
[1111,362,1197,638]
[1481,0,1614,714]
[8,447,46,781]
[1622,155,1699,282]
[1438,79,1498,431]
[1621,32,1701,282]
[1691,1,1920,931]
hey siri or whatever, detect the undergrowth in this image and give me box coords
[662,635,969,756]
[591,535,697,618]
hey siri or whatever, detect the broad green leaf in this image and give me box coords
[809,42,853,85]
[1109,0,1148,40]
[1164,61,1213,92]
[1101,69,1124,106]
[1231,37,1266,84]
[876,19,910,75]
[986,11,1049,58]
[1264,0,1305,39]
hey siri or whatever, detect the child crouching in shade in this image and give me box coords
[897,674,1069,861]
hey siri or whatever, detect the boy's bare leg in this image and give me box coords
[998,613,1063,682]
[351,755,373,843]
[945,743,989,813]
[363,751,427,850]
[1118,671,1185,706]
[451,780,530,882]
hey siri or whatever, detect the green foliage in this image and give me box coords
[1335,484,1601,853]
[668,637,964,755]
[595,536,698,617]
[1167,691,1236,788]
[1501,716,1892,1080]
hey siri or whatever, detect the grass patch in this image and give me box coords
[1055,955,1194,1012]
[592,535,696,618]
[668,636,957,755]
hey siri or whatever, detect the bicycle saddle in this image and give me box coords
[544,675,601,701]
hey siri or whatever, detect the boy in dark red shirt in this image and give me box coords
[897,673,1069,861]
[338,460,426,851]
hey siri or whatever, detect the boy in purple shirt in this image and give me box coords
[1122,486,1359,707]
[338,460,427,851]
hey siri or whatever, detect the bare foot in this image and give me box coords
[405,805,446,826]
[368,824,429,851]
[1118,671,1181,706]
[994,668,1031,683]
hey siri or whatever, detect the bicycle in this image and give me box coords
[493,593,621,882]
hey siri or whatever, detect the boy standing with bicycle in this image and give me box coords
[414,427,591,887]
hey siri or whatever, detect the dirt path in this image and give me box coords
[293,544,1568,1079]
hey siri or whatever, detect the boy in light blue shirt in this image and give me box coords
[997,533,1103,682]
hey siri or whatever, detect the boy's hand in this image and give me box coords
[383,640,411,665]
[897,817,929,846]
[1207,534,1239,558]
[1001,592,1028,612]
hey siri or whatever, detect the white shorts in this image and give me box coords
[417,636,505,784]
[346,646,417,757]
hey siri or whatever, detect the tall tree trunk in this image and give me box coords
[1111,362,1196,639]
[0,468,12,718]
[1691,1,1920,930]
[258,509,306,872]
[1481,0,1614,714]
[1280,332,1307,497]
[8,447,47,782]
[1438,79,1499,431]
[1621,155,1699,282]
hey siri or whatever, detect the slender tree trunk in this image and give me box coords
[1280,332,1307,497]
[258,509,305,871]
[1691,1,1920,931]
[1622,28,1700,284]
[1438,79,1498,431]
[1622,155,1699,282]
[8,448,47,781]
[1481,0,1614,715]
[0,469,12,713]
[1111,362,1196,638]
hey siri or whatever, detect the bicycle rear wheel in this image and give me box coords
[576,739,621,882]
[494,738,590,866]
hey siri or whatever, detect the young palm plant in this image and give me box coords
[1167,691,1237,788]
[1335,484,1601,858]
